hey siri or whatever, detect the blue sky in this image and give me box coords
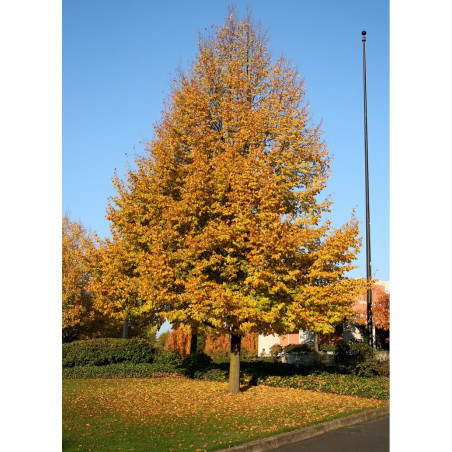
[63,0,389,282]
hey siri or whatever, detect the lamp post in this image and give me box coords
[362,30,374,349]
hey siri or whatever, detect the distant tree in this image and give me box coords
[62,214,121,342]
[164,328,192,356]
[157,331,170,351]
[353,285,389,332]
[373,292,390,331]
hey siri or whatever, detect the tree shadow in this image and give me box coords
[240,373,259,391]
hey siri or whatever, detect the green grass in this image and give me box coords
[63,378,388,451]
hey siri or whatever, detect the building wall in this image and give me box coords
[257,333,280,357]
[279,332,300,347]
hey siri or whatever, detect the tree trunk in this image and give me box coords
[313,332,320,354]
[190,332,197,354]
[228,333,241,393]
[122,319,129,339]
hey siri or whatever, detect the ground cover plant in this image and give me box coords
[63,378,387,452]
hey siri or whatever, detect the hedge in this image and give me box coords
[63,363,182,379]
[62,338,156,367]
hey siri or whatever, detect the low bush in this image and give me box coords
[334,341,379,377]
[181,352,213,377]
[154,349,182,366]
[241,349,258,360]
[269,344,283,357]
[373,359,390,377]
[62,338,156,367]
[193,367,228,382]
[320,344,337,352]
[283,344,312,354]
[63,362,182,379]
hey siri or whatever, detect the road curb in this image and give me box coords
[218,406,389,451]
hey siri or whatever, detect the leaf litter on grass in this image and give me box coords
[63,377,387,451]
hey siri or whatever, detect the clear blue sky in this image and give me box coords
[63,0,389,282]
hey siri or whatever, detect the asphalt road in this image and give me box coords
[270,415,389,452]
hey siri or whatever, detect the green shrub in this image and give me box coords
[241,349,258,360]
[334,341,378,377]
[156,332,170,351]
[62,338,156,367]
[320,344,337,352]
[283,344,312,354]
[62,357,389,400]
[63,362,182,379]
[193,368,228,382]
[154,349,182,366]
[269,344,283,357]
[181,352,213,377]
[373,359,390,377]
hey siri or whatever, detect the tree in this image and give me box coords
[164,328,193,356]
[62,214,121,341]
[103,9,364,392]
[353,285,390,331]
[373,292,390,331]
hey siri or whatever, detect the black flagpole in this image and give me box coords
[362,30,374,349]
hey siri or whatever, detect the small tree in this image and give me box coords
[62,214,121,342]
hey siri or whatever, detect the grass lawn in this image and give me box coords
[63,377,388,451]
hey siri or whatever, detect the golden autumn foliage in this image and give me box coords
[93,10,366,389]
[62,214,94,341]
[105,11,363,333]
[62,215,121,341]
[88,231,165,335]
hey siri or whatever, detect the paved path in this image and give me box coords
[270,415,389,452]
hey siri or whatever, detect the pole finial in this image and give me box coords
[362,30,367,36]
